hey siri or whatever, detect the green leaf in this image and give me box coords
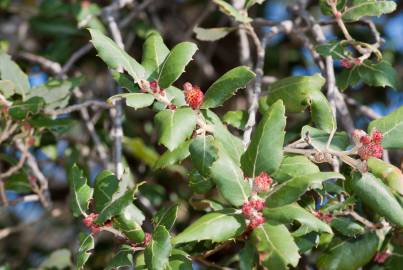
[337,65,360,91]
[172,209,246,244]
[109,93,154,110]
[154,140,190,170]
[350,172,403,227]
[211,145,250,206]
[27,81,72,110]
[69,164,92,217]
[142,31,170,78]
[93,170,119,212]
[105,245,134,270]
[241,100,286,177]
[330,217,365,237]
[145,225,172,270]
[342,0,397,22]
[264,203,332,237]
[239,239,257,270]
[0,80,15,98]
[155,108,197,151]
[76,233,94,269]
[266,73,326,113]
[301,126,350,151]
[202,66,255,109]
[4,172,31,194]
[94,189,135,224]
[272,155,319,183]
[310,91,336,133]
[39,249,72,270]
[201,109,244,164]
[367,157,403,196]
[223,110,248,129]
[317,232,379,270]
[358,60,398,90]
[153,204,178,231]
[112,72,140,92]
[245,0,266,9]
[253,223,300,270]
[316,41,350,60]
[368,106,403,149]
[167,249,192,270]
[213,0,252,23]
[194,27,235,41]
[189,170,215,194]
[8,97,45,120]
[189,135,218,177]
[123,137,159,167]
[113,208,145,243]
[266,172,345,208]
[88,28,145,82]
[0,53,30,100]
[158,42,198,88]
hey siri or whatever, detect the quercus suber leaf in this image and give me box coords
[0,53,30,101]
[93,170,119,212]
[172,209,246,244]
[342,0,397,22]
[69,164,92,217]
[153,140,191,170]
[359,60,398,90]
[27,81,72,110]
[301,126,350,152]
[266,172,345,208]
[153,204,178,231]
[141,31,170,78]
[337,65,360,91]
[264,203,333,237]
[0,80,15,98]
[76,233,94,270]
[8,97,46,120]
[315,41,350,60]
[155,108,196,151]
[105,245,134,270]
[88,28,145,82]
[167,249,193,270]
[211,144,250,207]
[213,0,252,23]
[367,157,403,196]
[317,232,379,270]
[239,239,257,270]
[94,189,135,225]
[144,225,172,270]
[194,27,235,41]
[368,106,403,149]
[190,198,224,212]
[113,210,145,243]
[223,110,249,129]
[189,170,215,194]
[271,155,320,183]
[189,135,218,177]
[266,73,326,113]
[252,223,300,270]
[201,66,255,109]
[201,109,244,164]
[350,172,403,227]
[109,93,154,110]
[310,91,336,133]
[157,42,198,88]
[330,217,365,237]
[241,100,286,177]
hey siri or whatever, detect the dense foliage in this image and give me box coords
[0,0,403,269]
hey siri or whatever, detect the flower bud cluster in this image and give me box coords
[242,199,265,229]
[352,129,383,160]
[183,82,204,110]
[252,172,273,193]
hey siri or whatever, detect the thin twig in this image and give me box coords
[60,43,93,76]
[45,100,111,115]
[19,52,62,74]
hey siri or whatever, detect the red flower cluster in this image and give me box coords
[374,251,391,264]
[82,213,101,235]
[313,211,333,223]
[253,172,273,193]
[340,58,362,69]
[148,80,165,96]
[183,82,204,110]
[353,129,384,160]
[242,199,265,229]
